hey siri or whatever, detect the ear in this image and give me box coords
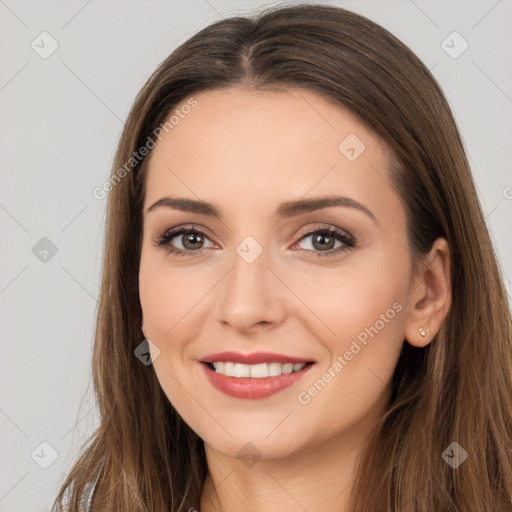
[404,237,451,348]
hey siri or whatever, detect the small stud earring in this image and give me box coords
[418,327,430,337]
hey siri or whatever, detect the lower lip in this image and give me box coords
[200,362,314,400]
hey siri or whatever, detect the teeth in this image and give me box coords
[211,361,307,378]
[268,362,282,377]
[249,363,268,378]
[234,363,250,378]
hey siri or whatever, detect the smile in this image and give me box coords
[200,360,315,400]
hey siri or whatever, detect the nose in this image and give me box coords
[214,249,287,334]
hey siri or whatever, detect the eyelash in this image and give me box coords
[153,224,356,258]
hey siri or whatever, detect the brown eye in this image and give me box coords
[180,231,205,250]
[154,226,214,256]
[310,232,337,251]
[295,227,355,258]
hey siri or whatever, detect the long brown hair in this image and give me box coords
[52,4,512,511]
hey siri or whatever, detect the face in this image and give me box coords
[138,87,416,461]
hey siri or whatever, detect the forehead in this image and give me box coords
[143,87,399,222]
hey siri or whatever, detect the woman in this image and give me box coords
[52,3,512,511]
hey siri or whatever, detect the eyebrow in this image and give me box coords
[145,195,378,224]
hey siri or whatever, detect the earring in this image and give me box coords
[418,327,430,337]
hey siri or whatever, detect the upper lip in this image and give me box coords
[200,351,315,365]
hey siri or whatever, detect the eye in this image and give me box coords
[293,226,356,258]
[153,225,214,257]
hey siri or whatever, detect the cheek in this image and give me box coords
[138,256,219,403]
[295,256,407,336]
[139,267,174,339]
[327,277,405,343]
[139,256,209,341]
[297,252,409,381]
[291,265,408,437]
[138,261,200,403]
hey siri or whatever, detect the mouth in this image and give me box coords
[199,360,316,400]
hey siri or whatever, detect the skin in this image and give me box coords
[138,87,451,512]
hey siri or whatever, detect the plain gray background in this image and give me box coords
[1,0,511,510]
